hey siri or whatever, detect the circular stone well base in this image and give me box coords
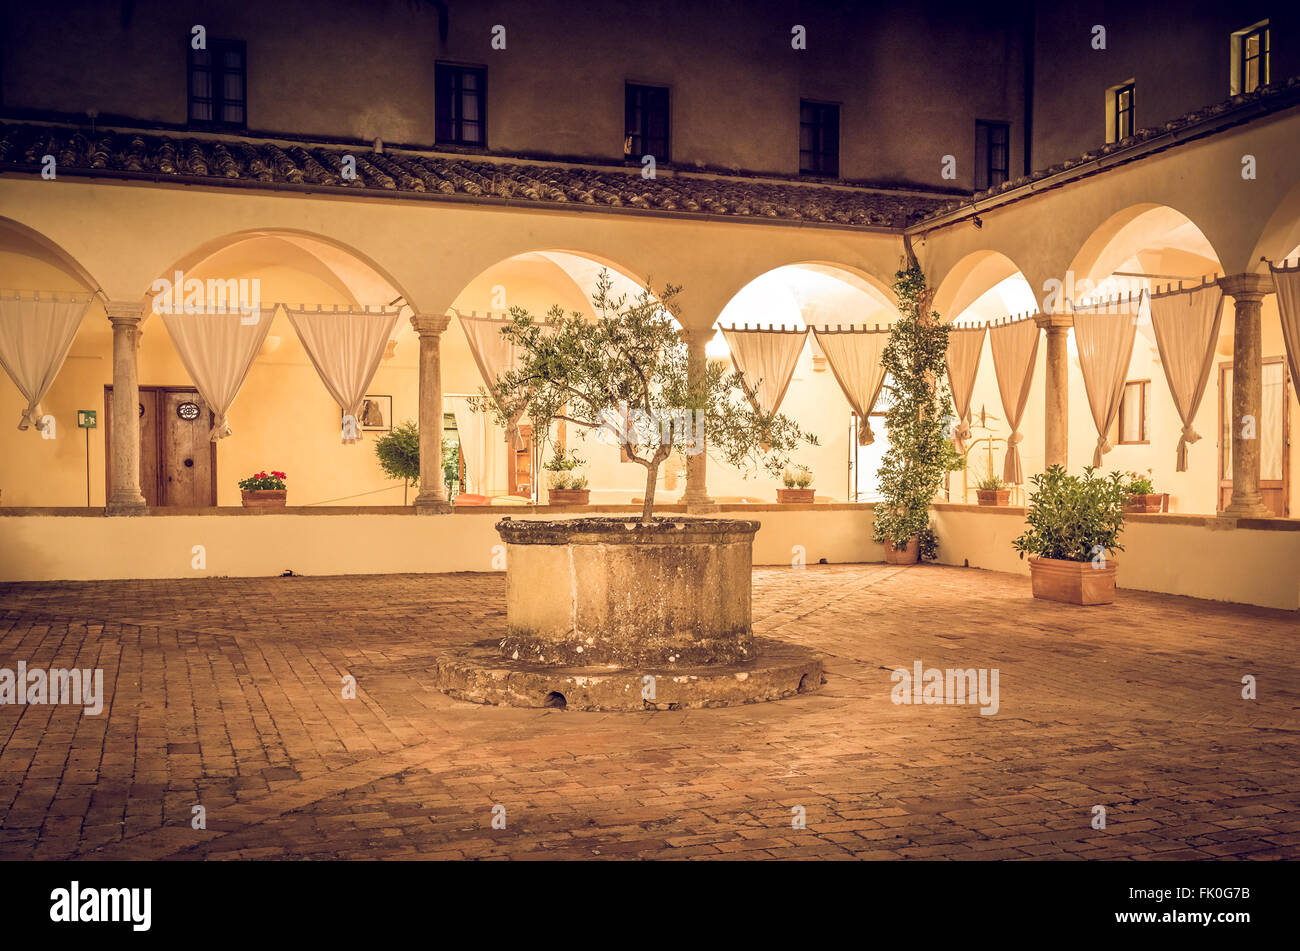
[431,636,825,712]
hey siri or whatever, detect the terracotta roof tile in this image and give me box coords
[0,121,946,230]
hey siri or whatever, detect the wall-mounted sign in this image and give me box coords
[77,410,97,429]
[176,401,201,421]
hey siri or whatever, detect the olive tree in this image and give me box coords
[483,270,814,522]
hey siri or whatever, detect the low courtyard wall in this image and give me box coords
[931,504,1300,611]
[2,503,1296,610]
[0,503,881,583]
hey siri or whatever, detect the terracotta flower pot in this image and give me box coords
[976,489,1011,506]
[883,537,919,564]
[547,488,590,505]
[241,489,286,508]
[777,488,815,503]
[1028,556,1117,605]
[1125,493,1164,513]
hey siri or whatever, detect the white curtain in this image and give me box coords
[0,292,94,431]
[161,311,273,440]
[1271,263,1300,400]
[283,305,399,444]
[1149,283,1224,471]
[721,326,807,415]
[945,325,987,453]
[809,326,889,444]
[988,318,1040,484]
[459,313,527,449]
[449,395,507,496]
[1074,306,1139,468]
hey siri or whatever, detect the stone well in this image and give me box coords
[497,516,759,667]
[427,516,826,712]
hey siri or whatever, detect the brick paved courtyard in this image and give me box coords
[1,563,1298,861]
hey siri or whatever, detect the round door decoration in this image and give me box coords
[177,401,201,421]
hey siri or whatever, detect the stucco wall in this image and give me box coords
[932,504,1300,610]
[0,0,1022,189]
[0,505,880,582]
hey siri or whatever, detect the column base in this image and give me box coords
[1222,496,1272,518]
[105,496,148,517]
[680,491,715,505]
[413,495,453,515]
[683,502,722,515]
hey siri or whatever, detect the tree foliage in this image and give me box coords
[872,265,964,559]
[484,270,815,521]
[374,420,421,503]
[1012,465,1129,562]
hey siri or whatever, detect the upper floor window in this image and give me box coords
[1233,22,1270,94]
[624,84,670,163]
[799,100,839,177]
[974,120,1010,191]
[1106,81,1135,143]
[435,63,486,147]
[188,38,246,128]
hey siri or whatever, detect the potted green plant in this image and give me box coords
[872,265,965,564]
[545,449,590,505]
[975,474,1011,506]
[238,470,287,507]
[778,465,814,503]
[1123,469,1163,513]
[1012,465,1129,605]
[374,420,420,504]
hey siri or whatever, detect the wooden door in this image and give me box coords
[161,389,216,506]
[104,386,216,507]
[104,385,161,506]
[1218,359,1291,516]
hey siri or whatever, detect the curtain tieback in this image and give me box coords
[1175,424,1201,472]
[210,413,234,442]
[18,403,45,431]
[858,419,875,446]
[1092,435,1114,468]
[1006,430,1023,448]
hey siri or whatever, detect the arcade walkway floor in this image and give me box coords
[1,564,1297,860]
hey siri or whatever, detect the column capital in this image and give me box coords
[1217,273,1274,301]
[678,325,714,346]
[104,300,145,323]
[1032,311,1073,331]
[410,313,452,337]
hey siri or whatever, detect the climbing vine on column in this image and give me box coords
[872,265,964,560]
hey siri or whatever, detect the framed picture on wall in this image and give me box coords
[349,395,392,432]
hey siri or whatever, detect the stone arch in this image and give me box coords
[149,227,415,315]
[932,250,1038,323]
[0,216,102,292]
[1067,203,1225,294]
[1249,177,1300,269]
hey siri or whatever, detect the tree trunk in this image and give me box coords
[640,461,660,522]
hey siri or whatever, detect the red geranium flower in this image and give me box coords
[271,471,286,479]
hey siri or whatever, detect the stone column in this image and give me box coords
[679,326,716,509]
[1033,311,1072,469]
[1217,273,1274,518]
[105,301,148,515]
[410,313,453,514]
